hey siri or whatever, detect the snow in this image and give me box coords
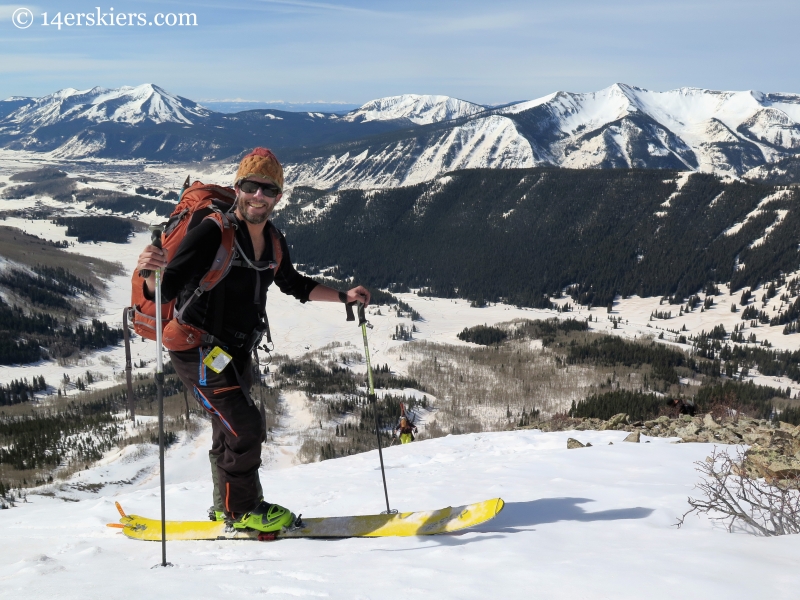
[0,161,800,595]
[285,115,535,190]
[0,160,798,406]
[343,94,485,125]
[3,84,210,130]
[1,427,799,599]
[499,83,800,177]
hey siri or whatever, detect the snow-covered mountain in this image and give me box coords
[289,84,800,189]
[3,83,800,185]
[0,85,410,161]
[341,94,486,125]
[1,84,210,131]
[499,83,800,175]
[286,114,534,189]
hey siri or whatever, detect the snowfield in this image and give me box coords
[1,427,799,599]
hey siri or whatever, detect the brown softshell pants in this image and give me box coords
[170,347,265,518]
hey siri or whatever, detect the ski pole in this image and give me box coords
[348,300,395,514]
[146,223,170,567]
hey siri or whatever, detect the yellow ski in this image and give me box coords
[108,498,504,541]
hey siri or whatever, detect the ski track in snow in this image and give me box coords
[1,428,799,599]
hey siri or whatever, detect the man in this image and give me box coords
[136,147,370,532]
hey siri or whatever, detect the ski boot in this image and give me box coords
[231,500,297,533]
[208,506,225,522]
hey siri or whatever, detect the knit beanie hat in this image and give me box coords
[234,147,284,191]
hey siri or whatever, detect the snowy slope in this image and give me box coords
[291,84,800,189]
[1,84,210,130]
[502,83,800,176]
[342,94,486,125]
[2,426,799,599]
[285,114,535,189]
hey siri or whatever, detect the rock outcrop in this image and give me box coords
[525,413,800,486]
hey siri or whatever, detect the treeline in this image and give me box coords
[458,325,507,346]
[305,393,428,462]
[0,269,76,309]
[0,397,123,471]
[277,359,423,395]
[0,376,47,406]
[719,344,800,383]
[570,380,790,422]
[565,335,712,383]
[512,318,589,345]
[693,381,790,420]
[570,390,665,421]
[52,216,134,243]
[0,297,123,364]
[276,169,799,308]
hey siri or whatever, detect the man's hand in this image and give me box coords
[309,284,370,306]
[136,244,167,294]
[344,286,370,307]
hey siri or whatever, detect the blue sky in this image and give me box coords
[1,0,797,106]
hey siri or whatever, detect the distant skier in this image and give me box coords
[394,415,418,444]
[135,147,370,533]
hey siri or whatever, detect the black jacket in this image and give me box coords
[161,214,318,357]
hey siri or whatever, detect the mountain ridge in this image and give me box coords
[3,83,800,186]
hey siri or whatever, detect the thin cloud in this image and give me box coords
[255,0,396,17]
[0,4,41,20]
[419,12,530,34]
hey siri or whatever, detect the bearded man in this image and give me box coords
[136,147,370,532]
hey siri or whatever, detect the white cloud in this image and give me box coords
[0,4,41,20]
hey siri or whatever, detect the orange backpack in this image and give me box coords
[127,180,282,352]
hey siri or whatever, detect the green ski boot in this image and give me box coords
[231,501,296,532]
[208,506,225,521]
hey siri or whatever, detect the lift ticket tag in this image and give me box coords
[203,346,233,373]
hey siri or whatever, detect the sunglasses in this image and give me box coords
[239,179,281,198]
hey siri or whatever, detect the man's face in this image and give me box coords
[235,176,283,225]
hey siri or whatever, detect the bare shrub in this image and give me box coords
[677,447,800,536]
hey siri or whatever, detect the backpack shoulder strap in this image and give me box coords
[173,209,238,322]
[267,222,283,274]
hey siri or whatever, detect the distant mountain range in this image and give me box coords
[2,83,800,188]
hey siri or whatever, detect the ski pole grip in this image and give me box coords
[345,301,356,322]
[139,224,165,279]
[357,301,367,326]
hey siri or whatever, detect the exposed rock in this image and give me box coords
[623,431,640,443]
[601,413,629,431]
[745,447,800,487]
[675,423,700,438]
[703,413,719,429]
[567,438,585,449]
[743,432,772,446]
